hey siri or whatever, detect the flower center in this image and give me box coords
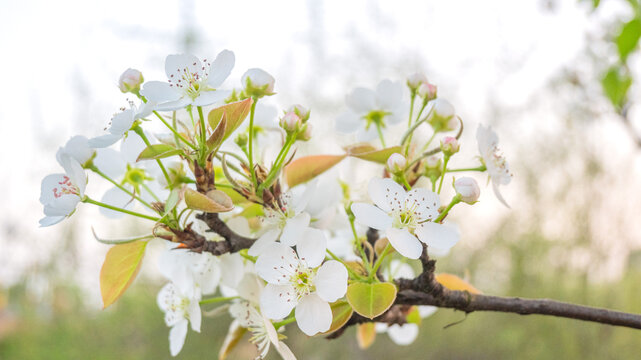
[290,265,316,299]
[52,176,80,198]
[168,59,212,100]
[363,110,390,128]
[391,202,420,230]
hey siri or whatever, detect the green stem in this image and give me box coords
[446,165,487,173]
[90,166,154,211]
[419,131,438,154]
[132,126,172,187]
[273,316,296,329]
[400,104,433,148]
[408,94,416,128]
[259,134,296,193]
[375,122,386,147]
[398,173,412,190]
[83,197,161,222]
[434,194,461,223]
[153,111,198,150]
[349,216,372,272]
[142,183,161,202]
[197,106,206,146]
[248,99,258,187]
[437,155,450,194]
[199,296,239,305]
[369,243,392,280]
[327,249,365,281]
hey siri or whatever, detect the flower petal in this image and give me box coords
[405,187,440,221]
[415,222,460,253]
[140,81,181,103]
[207,50,235,88]
[335,111,361,133]
[187,300,201,332]
[39,215,65,227]
[165,54,201,81]
[154,96,192,111]
[492,182,510,208]
[236,273,264,304]
[192,90,230,107]
[255,242,299,285]
[375,79,402,110]
[295,293,332,336]
[368,177,406,213]
[387,323,419,345]
[169,319,189,356]
[88,134,122,148]
[248,228,281,257]
[93,148,127,179]
[219,253,245,288]
[260,284,297,319]
[386,228,422,259]
[346,88,376,113]
[296,228,327,268]
[314,260,348,302]
[350,203,392,231]
[280,212,310,247]
[99,186,133,219]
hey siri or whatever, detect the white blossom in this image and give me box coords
[39,155,86,227]
[351,178,459,259]
[88,102,153,148]
[56,135,94,167]
[140,50,234,111]
[255,229,348,336]
[476,124,512,207]
[157,283,202,357]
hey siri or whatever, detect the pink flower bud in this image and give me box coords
[297,123,313,141]
[118,68,144,93]
[288,104,310,122]
[407,73,427,90]
[440,136,460,155]
[242,68,275,98]
[429,99,456,132]
[417,82,437,101]
[386,153,407,173]
[280,112,302,132]
[455,177,480,204]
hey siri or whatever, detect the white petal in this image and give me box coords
[207,50,235,88]
[140,81,181,103]
[88,134,122,148]
[492,182,510,208]
[165,53,201,80]
[387,323,419,345]
[99,186,133,219]
[236,273,264,304]
[346,87,376,113]
[255,242,299,284]
[154,96,192,111]
[280,212,310,247]
[260,284,297,319]
[386,260,415,281]
[248,227,280,257]
[276,341,297,360]
[292,183,316,215]
[169,319,189,356]
[39,215,65,227]
[405,187,440,221]
[93,148,127,179]
[368,177,406,213]
[219,253,245,288]
[192,90,229,107]
[476,124,498,155]
[109,109,135,135]
[59,155,86,195]
[415,222,460,253]
[187,300,201,332]
[296,228,327,268]
[40,173,66,204]
[120,134,147,164]
[295,293,332,336]
[375,79,402,110]
[335,111,361,133]
[314,260,348,302]
[386,228,423,259]
[44,195,80,216]
[350,203,392,231]
[419,305,438,318]
[355,125,379,142]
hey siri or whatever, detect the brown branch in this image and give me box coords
[194,212,255,255]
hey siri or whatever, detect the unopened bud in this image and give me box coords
[288,104,310,122]
[242,68,275,98]
[386,153,407,174]
[424,156,442,179]
[428,99,456,132]
[417,82,437,101]
[454,177,480,204]
[235,133,248,147]
[440,136,460,156]
[296,123,312,141]
[280,112,302,132]
[407,73,427,91]
[118,68,144,93]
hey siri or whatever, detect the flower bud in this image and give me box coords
[235,132,248,147]
[288,104,310,122]
[280,111,302,133]
[241,68,275,98]
[424,155,442,179]
[417,82,437,101]
[428,98,456,132]
[407,73,427,91]
[454,177,480,204]
[386,153,407,174]
[440,136,460,156]
[118,68,144,93]
[296,123,313,141]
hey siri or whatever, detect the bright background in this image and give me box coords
[2,0,641,359]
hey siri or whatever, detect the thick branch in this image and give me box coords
[193,212,255,255]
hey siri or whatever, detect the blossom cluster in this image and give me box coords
[40,49,512,358]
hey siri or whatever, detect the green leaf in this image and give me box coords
[207,115,227,152]
[346,282,397,319]
[207,98,253,141]
[100,241,148,309]
[406,306,422,325]
[136,144,182,161]
[184,188,234,213]
[285,154,346,187]
[164,188,182,216]
[602,66,632,108]
[323,301,354,335]
[346,144,402,163]
[238,203,264,218]
[617,18,641,61]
